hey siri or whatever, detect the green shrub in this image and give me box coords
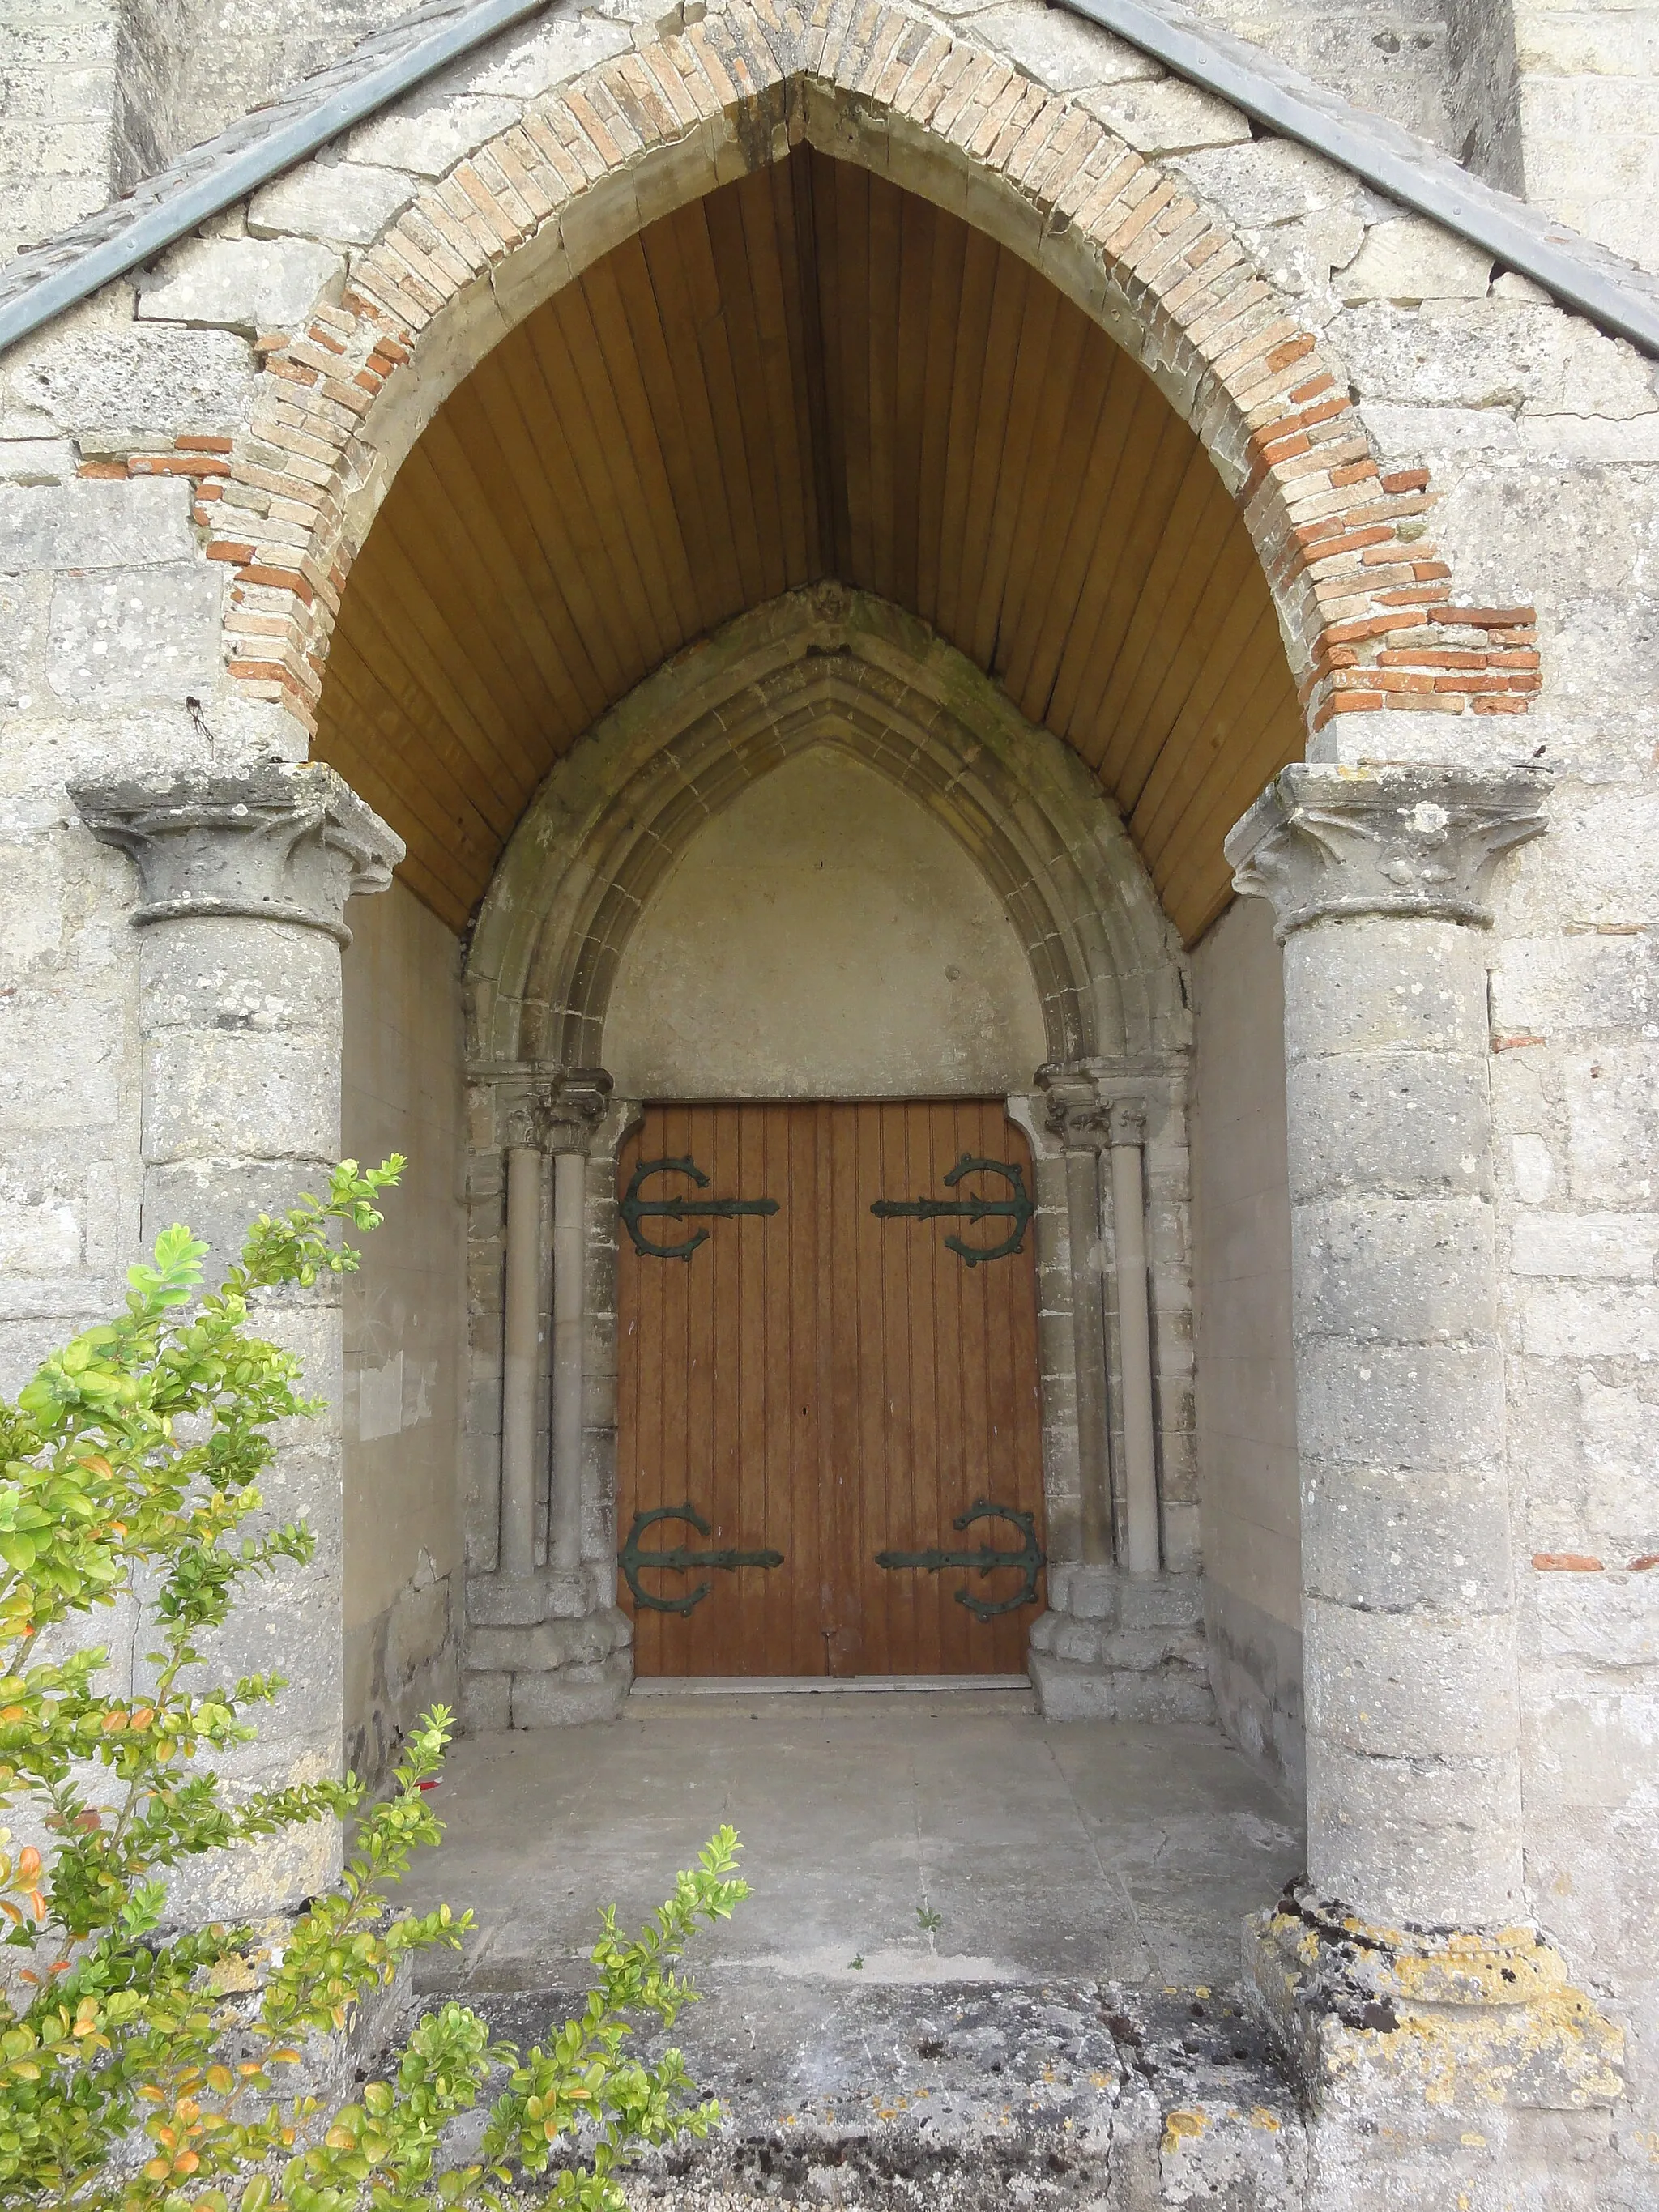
[0,1161,745,2211]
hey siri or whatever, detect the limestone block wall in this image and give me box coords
[113,0,418,198]
[0,0,122,266]
[1512,0,1659,275]
[1192,893,1303,1792]
[339,878,467,1784]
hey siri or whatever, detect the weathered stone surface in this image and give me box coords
[4,322,256,437]
[136,234,343,334]
[0,475,196,569]
[1080,73,1252,155]
[0,1,1657,2196]
[247,158,416,245]
[72,764,403,942]
[46,563,223,702]
[1336,213,1495,302]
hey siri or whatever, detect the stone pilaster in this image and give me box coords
[71,764,402,1916]
[1227,764,1621,2185]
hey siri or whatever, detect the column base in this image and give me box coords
[1028,1564,1213,1721]
[1245,1885,1623,2206]
[461,1575,633,1728]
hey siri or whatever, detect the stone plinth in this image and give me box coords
[1029,1562,1213,1721]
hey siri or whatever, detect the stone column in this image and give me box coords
[1039,1071,1114,1567]
[71,765,402,1915]
[1028,1067,1210,1724]
[544,1072,613,1581]
[497,1127,544,1585]
[1228,765,1619,2171]
[463,1067,629,1729]
[1107,1097,1160,1576]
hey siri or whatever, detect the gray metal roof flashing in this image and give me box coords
[2,0,1658,362]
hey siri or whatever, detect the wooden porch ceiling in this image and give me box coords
[316,147,1303,945]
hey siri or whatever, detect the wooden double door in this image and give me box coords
[616,1100,1046,1677]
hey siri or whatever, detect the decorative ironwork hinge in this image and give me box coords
[875,1499,1045,1620]
[870,1153,1033,1265]
[621,1154,778,1259]
[619,1502,784,1615]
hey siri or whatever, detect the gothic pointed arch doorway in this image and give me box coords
[603,729,1053,1680]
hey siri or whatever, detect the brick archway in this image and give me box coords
[176,0,1537,782]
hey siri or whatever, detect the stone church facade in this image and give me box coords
[2,0,1657,2202]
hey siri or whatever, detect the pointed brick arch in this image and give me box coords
[190,0,1536,921]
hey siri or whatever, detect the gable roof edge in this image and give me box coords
[1064,0,1659,356]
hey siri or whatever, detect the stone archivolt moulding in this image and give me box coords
[1226,763,1554,939]
[466,586,1190,1080]
[70,763,403,945]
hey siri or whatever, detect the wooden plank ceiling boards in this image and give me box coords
[317,147,1303,944]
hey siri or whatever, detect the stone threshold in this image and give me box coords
[629,1677,1031,1698]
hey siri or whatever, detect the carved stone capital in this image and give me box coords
[542,1068,614,1155]
[498,1068,615,1154]
[1107,1098,1147,1149]
[1037,1064,1111,1152]
[71,763,403,946]
[1225,765,1551,940]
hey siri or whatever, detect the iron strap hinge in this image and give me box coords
[621,1154,778,1259]
[875,1500,1045,1619]
[619,1503,784,1614]
[869,1153,1033,1264]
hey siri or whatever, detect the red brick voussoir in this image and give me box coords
[196,0,1536,739]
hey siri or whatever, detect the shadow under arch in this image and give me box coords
[466,586,1189,1079]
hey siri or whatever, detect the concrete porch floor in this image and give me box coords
[409,1689,1302,1994]
[403,1689,1312,2205]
